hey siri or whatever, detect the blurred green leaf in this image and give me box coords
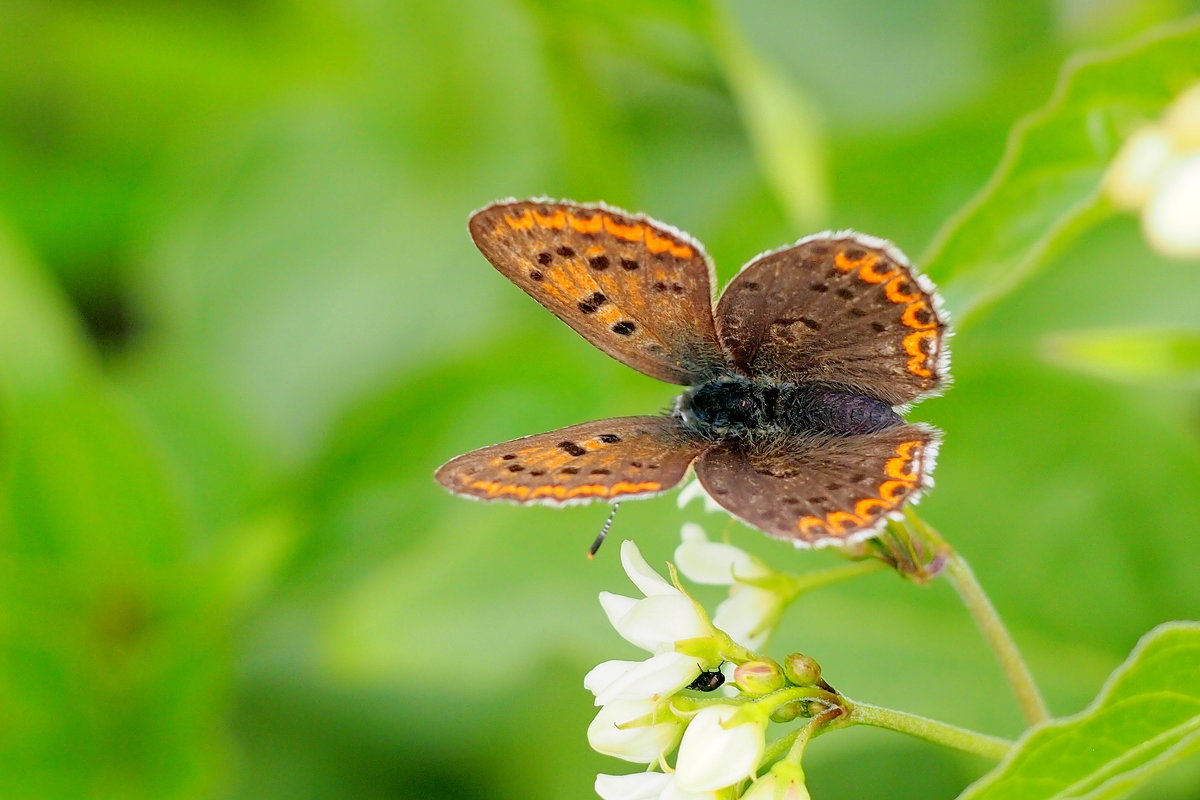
[923,19,1200,324]
[703,0,829,229]
[1044,327,1200,388]
[959,622,1200,800]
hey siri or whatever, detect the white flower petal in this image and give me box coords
[601,591,639,634]
[713,586,781,650]
[594,651,701,706]
[585,660,643,702]
[662,780,725,800]
[1106,125,1172,210]
[613,594,709,652]
[674,705,765,792]
[588,700,684,763]
[620,540,678,596]
[595,772,673,800]
[675,528,769,586]
[1143,153,1200,258]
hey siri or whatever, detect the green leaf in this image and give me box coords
[922,19,1200,325]
[958,622,1200,800]
[1044,327,1200,388]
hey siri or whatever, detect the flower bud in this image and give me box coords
[783,653,822,686]
[734,660,785,696]
[770,700,806,723]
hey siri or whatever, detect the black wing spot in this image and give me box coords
[810,282,829,293]
[559,441,587,457]
[671,283,685,295]
[612,321,636,335]
[825,483,841,491]
[588,255,610,271]
[529,470,545,476]
[871,321,887,332]
[743,281,761,291]
[620,258,639,270]
[556,245,576,257]
[800,317,821,330]
[837,287,855,299]
[537,252,552,265]
[653,281,668,292]
[849,307,867,317]
[507,464,524,472]
[529,270,544,281]
[844,248,865,260]
[591,468,612,475]
[598,433,621,444]
[561,466,580,475]
[782,497,799,505]
[808,496,828,504]
[629,461,643,468]
[501,454,517,460]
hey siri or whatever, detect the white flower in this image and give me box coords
[595,772,725,800]
[677,479,724,514]
[740,762,811,800]
[675,523,770,585]
[587,541,720,708]
[1143,152,1200,257]
[1106,81,1200,258]
[587,652,707,706]
[675,525,782,650]
[673,705,766,792]
[587,699,685,763]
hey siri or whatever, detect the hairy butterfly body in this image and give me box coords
[435,199,950,547]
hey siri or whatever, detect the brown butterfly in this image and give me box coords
[435,199,950,548]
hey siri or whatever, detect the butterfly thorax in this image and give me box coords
[675,376,902,440]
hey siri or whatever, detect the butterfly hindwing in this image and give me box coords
[469,200,729,385]
[715,233,949,406]
[435,416,710,506]
[694,423,940,547]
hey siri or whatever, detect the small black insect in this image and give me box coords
[687,668,726,692]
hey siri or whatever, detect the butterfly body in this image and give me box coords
[436,199,950,547]
[675,377,903,441]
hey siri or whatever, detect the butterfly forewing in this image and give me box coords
[435,416,709,506]
[715,233,949,406]
[470,200,729,385]
[694,424,940,547]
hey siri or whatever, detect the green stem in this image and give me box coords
[943,552,1051,725]
[848,702,1012,761]
[786,559,887,597]
[905,511,1050,726]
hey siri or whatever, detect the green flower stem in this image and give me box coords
[906,512,1051,726]
[785,559,887,598]
[943,552,1050,725]
[848,701,1012,761]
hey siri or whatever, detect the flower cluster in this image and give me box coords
[586,534,830,800]
[1106,82,1200,258]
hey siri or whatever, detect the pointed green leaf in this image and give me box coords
[923,20,1200,325]
[959,622,1200,800]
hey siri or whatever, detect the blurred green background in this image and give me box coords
[2,1,1200,798]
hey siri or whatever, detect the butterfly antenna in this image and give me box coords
[588,503,621,559]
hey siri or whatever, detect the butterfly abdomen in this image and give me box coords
[677,377,902,439]
[773,384,903,436]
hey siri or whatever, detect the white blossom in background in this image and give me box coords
[1106,81,1200,257]
[676,479,725,514]
[675,524,786,650]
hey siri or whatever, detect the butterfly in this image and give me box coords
[435,199,949,548]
